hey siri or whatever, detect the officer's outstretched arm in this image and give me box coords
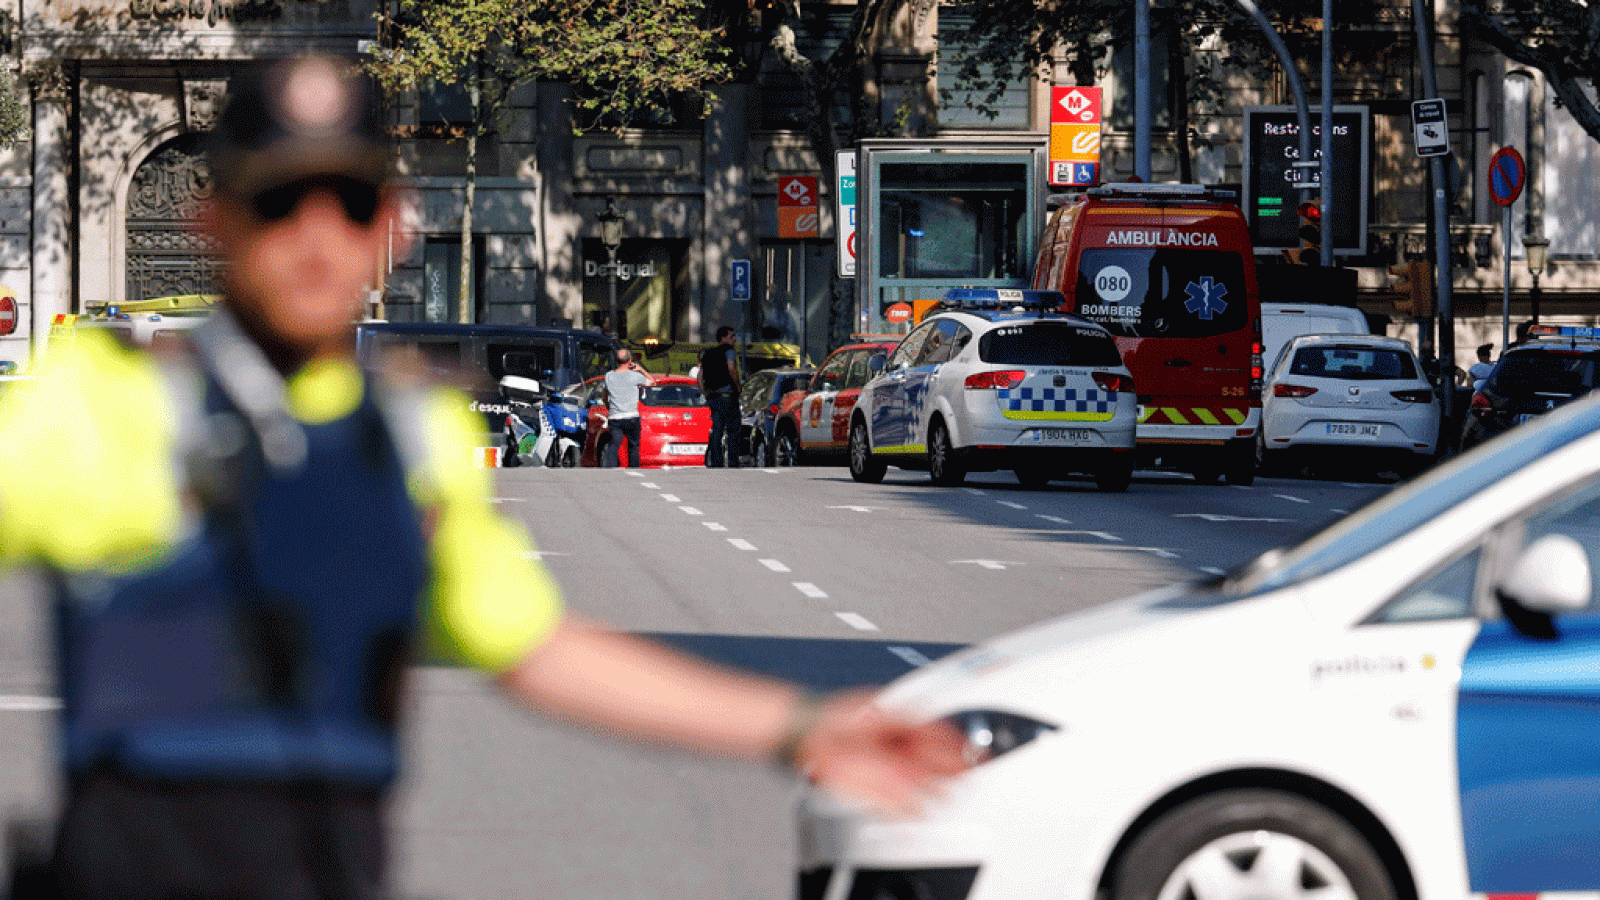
[496,617,969,816]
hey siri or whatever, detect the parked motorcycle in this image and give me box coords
[500,375,584,467]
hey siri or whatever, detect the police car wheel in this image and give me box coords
[928,421,965,486]
[849,420,886,484]
[1113,789,1396,900]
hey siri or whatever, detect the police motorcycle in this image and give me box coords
[500,375,584,467]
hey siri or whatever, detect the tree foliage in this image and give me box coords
[1459,0,1600,144]
[365,0,733,133]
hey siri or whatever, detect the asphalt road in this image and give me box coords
[0,465,1390,900]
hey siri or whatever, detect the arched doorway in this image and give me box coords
[125,133,224,304]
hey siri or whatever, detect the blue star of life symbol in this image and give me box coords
[1184,277,1229,320]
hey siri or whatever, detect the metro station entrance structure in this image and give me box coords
[854,138,1049,336]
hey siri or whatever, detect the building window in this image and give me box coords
[937,10,1031,130]
[422,235,485,324]
[756,7,855,131]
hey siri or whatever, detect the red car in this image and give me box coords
[771,340,899,465]
[575,375,714,468]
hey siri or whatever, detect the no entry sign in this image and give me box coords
[1488,146,1525,208]
[0,290,15,336]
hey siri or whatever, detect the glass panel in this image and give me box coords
[937,11,1031,130]
[1491,353,1597,396]
[979,321,1123,366]
[877,162,1029,280]
[1289,346,1419,380]
[1520,476,1600,612]
[644,384,708,407]
[1368,548,1480,624]
[1073,247,1248,339]
[890,322,936,369]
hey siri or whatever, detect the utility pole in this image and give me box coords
[1320,0,1334,266]
[1135,0,1152,182]
[1412,0,1455,443]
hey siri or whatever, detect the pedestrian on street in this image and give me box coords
[0,55,966,900]
[602,346,654,468]
[699,325,742,467]
[1468,343,1495,390]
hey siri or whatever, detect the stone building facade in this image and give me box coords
[0,0,1594,372]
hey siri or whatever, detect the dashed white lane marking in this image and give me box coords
[1332,508,1350,515]
[640,482,660,489]
[704,522,728,532]
[952,559,1024,570]
[523,551,572,559]
[659,493,681,503]
[1062,530,1121,541]
[625,471,645,478]
[0,696,59,712]
[759,559,791,573]
[1200,566,1226,576]
[827,506,877,513]
[1127,546,1181,559]
[1275,494,1310,504]
[489,498,526,504]
[793,582,829,599]
[1174,513,1291,523]
[678,506,703,516]
[962,488,986,496]
[1036,515,1071,524]
[998,501,1028,510]
[888,646,932,667]
[834,612,879,631]
[727,538,757,551]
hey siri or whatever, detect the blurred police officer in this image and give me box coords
[0,55,963,900]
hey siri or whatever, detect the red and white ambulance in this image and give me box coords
[1033,183,1263,485]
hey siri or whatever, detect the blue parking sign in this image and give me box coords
[731,259,752,302]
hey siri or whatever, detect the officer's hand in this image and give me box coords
[789,691,968,817]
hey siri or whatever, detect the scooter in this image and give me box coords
[499,375,584,468]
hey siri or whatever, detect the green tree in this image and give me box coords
[366,0,732,325]
[1459,0,1600,143]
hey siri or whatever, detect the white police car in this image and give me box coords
[802,388,1600,900]
[848,290,1137,491]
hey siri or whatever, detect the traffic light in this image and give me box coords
[1389,260,1435,317]
[1282,202,1322,264]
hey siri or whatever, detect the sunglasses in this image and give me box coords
[247,175,382,225]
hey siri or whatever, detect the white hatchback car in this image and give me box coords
[847,289,1138,491]
[1261,334,1439,474]
[800,389,1600,900]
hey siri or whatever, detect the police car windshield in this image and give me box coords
[1074,248,1247,339]
[1213,393,1600,600]
[979,321,1122,367]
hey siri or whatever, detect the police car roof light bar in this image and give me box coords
[941,289,1067,312]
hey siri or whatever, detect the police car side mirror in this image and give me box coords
[1496,534,1591,625]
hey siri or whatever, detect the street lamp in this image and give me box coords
[1524,234,1549,324]
[599,198,624,337]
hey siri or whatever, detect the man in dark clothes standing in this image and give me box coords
[698,325,742,468]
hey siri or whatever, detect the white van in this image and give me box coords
[1261,302,1369,377]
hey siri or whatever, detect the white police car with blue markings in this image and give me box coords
[847,289,1138,491]
[801,388,1600,900]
